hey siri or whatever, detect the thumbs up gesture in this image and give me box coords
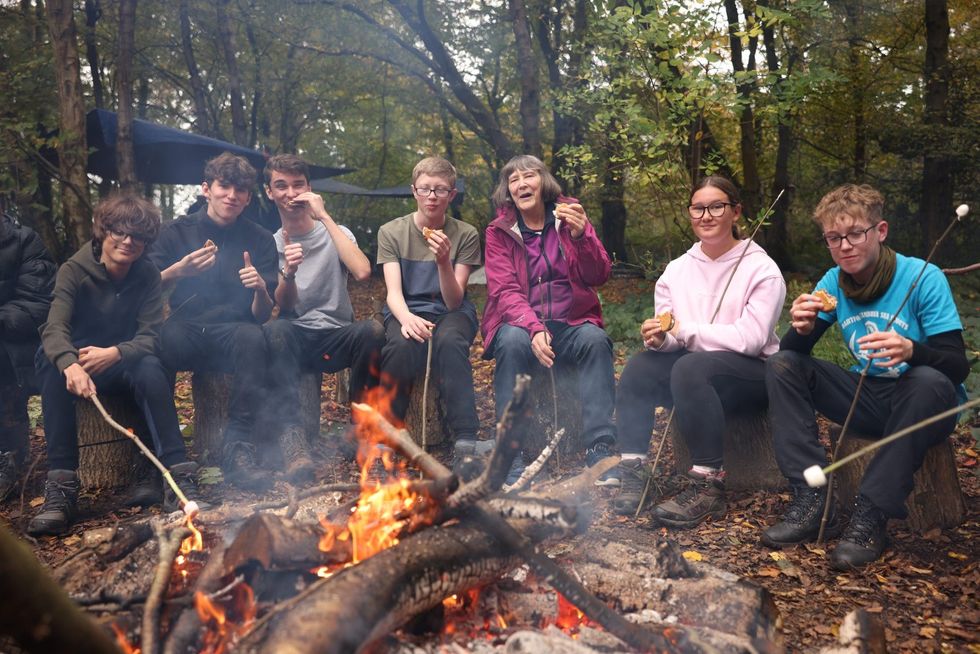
[281,228,304,278]
[239,250,264,290]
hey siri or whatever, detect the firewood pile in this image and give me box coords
[9,374,884,654]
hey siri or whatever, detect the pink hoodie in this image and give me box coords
[652,240,785,358]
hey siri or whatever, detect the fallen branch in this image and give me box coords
[143,521,191,654]
[942,262,980,275]
[504,427,565,492]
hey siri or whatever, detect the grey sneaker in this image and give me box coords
[652,469,726,529]
[585,441,620,487]
[0,451,20,503]
[27,470,80,536]
[611,458,651,515]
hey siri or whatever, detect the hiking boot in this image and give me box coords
[761,485,841,548]
[831,496,888,570]
[585,441,620,487]
[0,451,21,503]
[221,441,273,492]
[163,461,209,513]
[452,439,493,483]
[123,466,162,507]
[611,458,652,515]
[279,425,316,484]
[652,469,726,529]
[27,470,80,536]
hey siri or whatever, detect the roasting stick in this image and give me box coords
[89,394,199,518]
[635,190,785,517]
[420,336,434,455]
[814,202,970,542]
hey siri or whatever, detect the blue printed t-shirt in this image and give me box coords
[376,213,482,329]
[815,253,963,379]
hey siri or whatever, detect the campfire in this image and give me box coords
[41,376,790,654]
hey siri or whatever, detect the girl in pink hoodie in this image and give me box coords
[614,176,786,527]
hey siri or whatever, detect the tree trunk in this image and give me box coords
[599,161,628,263]
[724,0,761,221]
[921,0,952,254]
[76,394,150,489]
[216,0,248,146]
[83,0,104,109]
[115,0,138,191]
[45,0,91,250]
[509,0,541,159]
[178,0,213,138]
[840,0,867,182]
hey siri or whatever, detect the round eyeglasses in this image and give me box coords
[688,202,735,221]
[820,224,876,249]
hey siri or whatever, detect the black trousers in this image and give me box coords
[765,350,957,518]
[263,318,385,430]
[159,319,268,445]
[0,347,29,462]
[380,311,479,441]
[616,349,768,468]
[35,350,187,471]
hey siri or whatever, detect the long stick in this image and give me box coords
[89,394,199,518]
[634,408,675,518]
[143,521,191,654]
[420,336,433,454]
[816,203,970,541]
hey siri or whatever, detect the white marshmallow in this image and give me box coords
[183,501,200,517]
[956,204,969,218]
[803,465,827,487]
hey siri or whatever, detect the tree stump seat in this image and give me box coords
[668,411,786,491]
[75,394,152,490]
[829,425,964,532]
[524,359,584,463]
[192,371,322,464]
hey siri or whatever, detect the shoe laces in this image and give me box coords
[784,487,823,524]
[42,479,77,510]
[844,497,885,544]
[585,442,615,467]
[671,474,712,507]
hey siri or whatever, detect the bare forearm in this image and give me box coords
[321,218,371,281]
[252,289,274,323]
[438,262,463,310]
[274,277,298,313]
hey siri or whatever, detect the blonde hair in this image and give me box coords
[813,184,884,229]
[412,157,457,187]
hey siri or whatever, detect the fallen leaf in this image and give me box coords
[909,566,933,574]
[757,566,781,577]
[919,626,937,638]
[769,552,787,562]
[948,552,968,560]
[682,550,703,562]
[63,535,80,547]
[29,497,44,507]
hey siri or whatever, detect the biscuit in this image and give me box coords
[657,311,674,332]
[813,289,837,312]
[204,239,217,251]
[422,227,443,240]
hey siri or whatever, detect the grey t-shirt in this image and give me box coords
[273,221,356,330]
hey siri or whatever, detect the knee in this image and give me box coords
[576,323,612,350]
[357,320,386,349]
[130,356,170,390]
[263,319,294,354]
[235,324,268,356]
[493,326,532,358]
[669,353,711,394]
[766,350,806,380]
[899,366,956,404]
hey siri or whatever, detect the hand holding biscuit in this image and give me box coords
[555,203,587,238]
[423,227,450,264]
[789,292,832,335]
[176,242,217,278]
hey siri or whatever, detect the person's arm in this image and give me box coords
[113,268,163,363]
[425,229,466,310]
[274,231,302,313]
[0,228,55,340]
[558,204,611,287]
[483,227,546,338]
[382,261,434,341]
[40,262,82,374]
[150,227,217,289]
[779,318,832,354]
[240,251,274,323]
[909,330,970,385]
[301,193,372,281]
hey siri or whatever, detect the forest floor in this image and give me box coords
[1,276,977,653]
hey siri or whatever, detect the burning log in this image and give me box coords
[223,513,353,573]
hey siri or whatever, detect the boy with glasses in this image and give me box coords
[148,152,278,491]
[376,157,482,461]
[29,195,202,535]
[761,184,968,569]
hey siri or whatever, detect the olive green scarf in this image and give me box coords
[838,245,896,302]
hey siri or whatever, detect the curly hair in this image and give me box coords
[203,152,257,190]
[92,194,161,248]
[813,184,884,229]
[491,155,564,209]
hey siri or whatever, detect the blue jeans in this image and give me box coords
[490,322,616,449]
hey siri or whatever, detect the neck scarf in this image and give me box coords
[838,244,896,302]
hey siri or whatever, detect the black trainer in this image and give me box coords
[611,458,651,515]
[123,466,162,507]
[221,441,273,492]
[831,495,889,570]
[585,441,620,487]
[762,485,841,548]
[27,469,80,536]
[0,451,20,503]
[163,461,209,513]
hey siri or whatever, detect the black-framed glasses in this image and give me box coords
[107,229,148,246]
[412,186,453,198]
[820,224,876,249]
[688,202,735,220]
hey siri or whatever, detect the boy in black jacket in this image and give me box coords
[0,209,55,501]
[29,195,200,536]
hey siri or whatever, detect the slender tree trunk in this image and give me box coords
[921,0,952,253]
[840,0,866,181]
[216,0,248,146]
[600,156,628,263]
[509,0,541,158]
[278,45,298,152]
[724,0,761,222]
[244,12,263,150]
[178,0,213,137]
[83,0,104,109]
[115,0,138,191]
[46,0,91,250]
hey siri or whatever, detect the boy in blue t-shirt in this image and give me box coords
[761,184,969,570]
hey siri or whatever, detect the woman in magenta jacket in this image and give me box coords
[482,155,617,481]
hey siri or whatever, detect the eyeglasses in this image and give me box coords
[688,202,735,220]
[107,229,148,246]
[412,186,453,198]
[820,224,876,249]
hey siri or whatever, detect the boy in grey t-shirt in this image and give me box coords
[262,155,384,483]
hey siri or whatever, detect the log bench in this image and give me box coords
[75,395,153,490]
[191,371,322,465]
[829,425,965,532]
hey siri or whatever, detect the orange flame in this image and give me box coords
[180,514,203,555]
[555,593,589,635]
[110,622,141,654]
[194,583,256,654]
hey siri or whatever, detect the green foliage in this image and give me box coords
[599,290,650,353]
